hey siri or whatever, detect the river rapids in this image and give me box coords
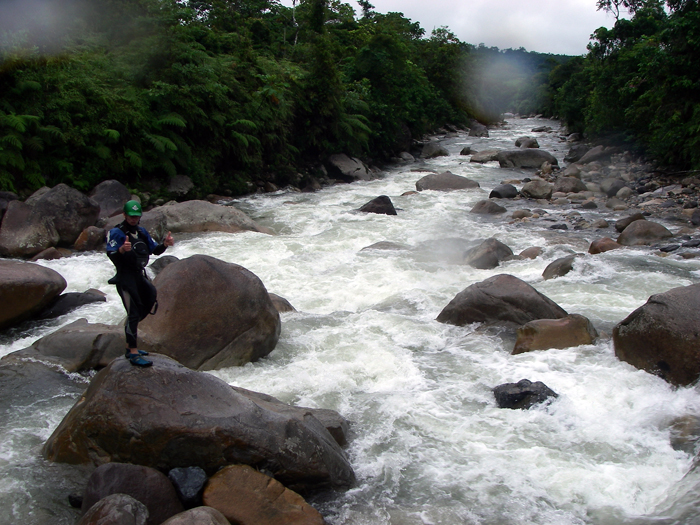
[1,117,700,525]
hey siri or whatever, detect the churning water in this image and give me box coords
[2,118,700,524]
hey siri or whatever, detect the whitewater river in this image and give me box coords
[2,117,700,525]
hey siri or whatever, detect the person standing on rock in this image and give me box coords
[106,200,174,367]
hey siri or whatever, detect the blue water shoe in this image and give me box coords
[125,349,149,358]
[128,354,153,367]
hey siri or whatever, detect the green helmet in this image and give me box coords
[123,200,142,217]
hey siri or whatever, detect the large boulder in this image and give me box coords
[615,212,646,233]
[578,145,616,164]
[80,463,184,525]
[463,238,513,269]
[144,201,271,237]
[617,220,673,246]
[9,319,124,372]
[138,255,281,370]
[325,154,372,182]
[415,171,480,192]
[203,465,325,525]
[469,149,500,163]
[0,190,18,221]
[42,354,356,491]
[32,183,100,245]
[496,149,558,169]
[436,274,568,327]
[89,180,132,219]
[513,314,599,354]
[0,259,66,330]
[613,283,700,386]
[0,200,60,257]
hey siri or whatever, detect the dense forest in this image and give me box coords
[552,0,700,172]
[1,0,697,199]
[0,0,567,197]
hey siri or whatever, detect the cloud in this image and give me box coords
[279,0,618,55]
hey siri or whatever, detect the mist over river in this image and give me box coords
[2,117,700,525]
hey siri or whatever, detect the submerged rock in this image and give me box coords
[493,379,558,409]
[463,238,513,269]
[513,314,598,354]
[358,195,397,215]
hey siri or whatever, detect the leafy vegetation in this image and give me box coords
[1,0,569,197]
[550,0,700,171]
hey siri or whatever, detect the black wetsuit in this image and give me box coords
[106,221,166,348]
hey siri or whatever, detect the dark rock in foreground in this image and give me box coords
[613,283,700,386]
[42,354,355,492]
[81,463,183,525]
[493,379,558,409]
[139,255,281,370]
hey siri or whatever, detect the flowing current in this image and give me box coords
[2,118,700,525]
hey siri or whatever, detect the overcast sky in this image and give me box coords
[280,0,620,56]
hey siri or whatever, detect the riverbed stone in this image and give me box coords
[542,254,577,280]
[77,494,149,525]
[470,149,500,163]
[415,171,480,191]
[80,463,184,525]
[521,179,553,200]
[613,283,700,386]
[326,154,372,181]
[89,180,132,219]
[470,200,507,215]
[74,226,106,251]
[615,212,646,232]
[589,237,622,254]
[617,220,673,246]
[519,246,543,259]
[513,314,599,354]
[489,184,518,199]
[0,200,60,257]
[168,467,208,509]
[0,259,67,330]
[9,319,123,372]
[469,121,489,137]
[34,290,106,320]
[420,142,449,159]
[138,255,281,370]
[493,379,558,409]
[203,465,325,525]
[142,200,271,237]
[161,507,230,525]
[515,136,539,148]
[496,149,558,169]
[358,195,397,215]
[436,274,567,327]
[463,238,513,269]
[554,177,588,194]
